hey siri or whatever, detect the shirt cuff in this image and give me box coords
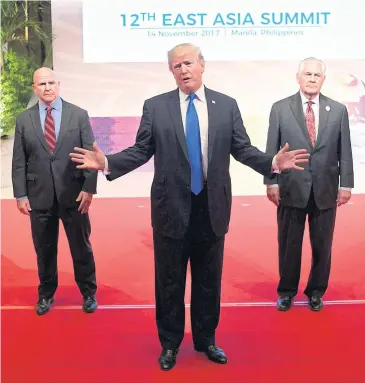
[272,155,280,174]
[16,196,28,200]
[339,187,352,191]
[103,156,110,175]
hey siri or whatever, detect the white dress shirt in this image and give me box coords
[179,85,209,179]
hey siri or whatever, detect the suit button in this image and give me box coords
[186,186,190,190]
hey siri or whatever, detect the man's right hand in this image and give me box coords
[266,186,280,206]
[17,198,32,216]
[69,142,106,171]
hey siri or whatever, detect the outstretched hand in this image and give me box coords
[275,143,310,171]
[70,142,105,171]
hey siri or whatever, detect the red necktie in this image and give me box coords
[305,101,316,146]
[44,107,56,152]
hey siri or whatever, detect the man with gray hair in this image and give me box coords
[265,57,354,312]
[70,43,309,370]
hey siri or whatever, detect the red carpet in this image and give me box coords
[1,195,365,382]
[2,306,365,383]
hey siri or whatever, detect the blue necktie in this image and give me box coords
[186,93,203,195]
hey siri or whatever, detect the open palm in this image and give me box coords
[276,143,310,171]
[70,142,106,171]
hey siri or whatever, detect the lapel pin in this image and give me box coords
[325,105,330,111]
[212,100,215,104]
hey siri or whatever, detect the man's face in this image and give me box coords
[296,61,325,99]
[169,47,205,94]
[32,69,60,105]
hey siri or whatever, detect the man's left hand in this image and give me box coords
[76,191,93,214]
[337,189,351,207]
[275,143,310,171]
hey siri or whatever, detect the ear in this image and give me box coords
[296,72,300,85]
[200,59,205,73]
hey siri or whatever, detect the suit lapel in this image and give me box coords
[205,87,219,165]
[29,103,52,155]
[167,87,218,165]
[168,89,189,161]
[316,94,330,147]
[53,99,71,155]
[290,92,313,148]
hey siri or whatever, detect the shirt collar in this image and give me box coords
[300,92,319,105]
[39,96,62,111]
[179,85,206,104]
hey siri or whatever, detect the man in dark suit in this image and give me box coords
[70,43,309,370]
[12,67,98,315]
[264,57,354,312]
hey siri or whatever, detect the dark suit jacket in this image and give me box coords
[12,99,97,210]
[264,92,354,209]
[106,87,274,239]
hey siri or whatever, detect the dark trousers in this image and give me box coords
[153,187,225,349]
[277,189,337,298]
[30,198,97,299]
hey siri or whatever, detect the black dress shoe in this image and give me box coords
[277,296,293,311]
[195,345,227,364]
[308,296,323,311]
[82,296,97,313]
[158,348,179,371]
[36,297,54,315]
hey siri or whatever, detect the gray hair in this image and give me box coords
[167,43,204,69]
[298,57,326,74]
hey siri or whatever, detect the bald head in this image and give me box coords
[33,67,56,82]
[32,67,60,105]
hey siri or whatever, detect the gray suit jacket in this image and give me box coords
[12,99,97,210]
[106,87,275,239]
[264,92,354,209]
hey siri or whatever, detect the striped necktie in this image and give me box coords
[305,101,316,146]
[44,106,56,152]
